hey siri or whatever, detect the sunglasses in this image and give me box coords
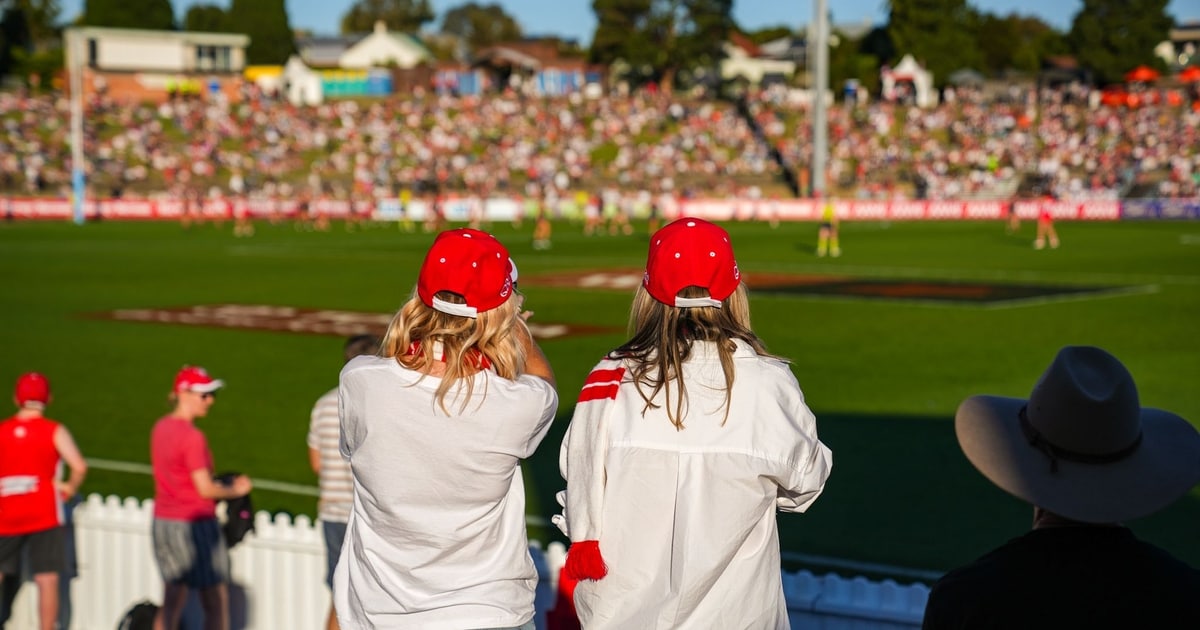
[195,391,217,400]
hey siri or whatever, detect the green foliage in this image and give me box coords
[183,3,229,33]
[340,0,434,35]
[2,219,1199,572]
[1067,0,1172,86]
[973,13,1066,75]
[886,0,982,86]
[228,0,295,65]
[81,0,174,30]
[591,0,734,87]
[441,2,521,50]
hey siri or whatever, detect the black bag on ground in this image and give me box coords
[116,600,158,630]
[214,471,255,548]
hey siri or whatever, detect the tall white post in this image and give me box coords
[810,0,829,197]
[66,28,86,225]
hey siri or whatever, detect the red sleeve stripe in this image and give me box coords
[583,367,625,387]
[578,383,620,403]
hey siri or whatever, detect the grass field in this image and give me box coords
[2,216,1198,580]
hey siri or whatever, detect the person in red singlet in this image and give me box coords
[0,373,87,630]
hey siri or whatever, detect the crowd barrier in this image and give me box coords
[7,493,930,630]
[10,196,1200,223]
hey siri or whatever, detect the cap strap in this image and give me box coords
[432,297,478,319]
[1018,405,1143,474]
[674,296,722,308]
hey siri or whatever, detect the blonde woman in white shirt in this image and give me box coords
[556,218,833,629]
[334,228,558,630]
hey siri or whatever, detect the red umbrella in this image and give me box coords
[1124,65,1160,83]
[1179,66,1200,83]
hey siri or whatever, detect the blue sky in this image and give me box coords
[59,0,1198,44]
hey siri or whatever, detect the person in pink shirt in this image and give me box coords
[150,366,252,630]
[0,373,87,630]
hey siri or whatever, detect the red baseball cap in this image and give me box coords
[644,218,740,308]
[417,229,514,318]
[174,365,224,394]
[15,372,51,407]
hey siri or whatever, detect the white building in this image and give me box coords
[882,54,936,108]
[339,20,431,70]
[65,26,249,101]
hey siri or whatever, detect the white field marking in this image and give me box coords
[1181,234,1200,245]
[756,263,1200,287]
[754,284,1159,311]
[85,457,552,526]
[781,551,944,582]
[977,284,1160,310]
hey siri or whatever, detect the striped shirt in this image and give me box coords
[308,388,352,522]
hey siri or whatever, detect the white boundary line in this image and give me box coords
[88,457,320,497]
[753,284,1160,311]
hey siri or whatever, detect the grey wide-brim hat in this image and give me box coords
[955,346,1200,524]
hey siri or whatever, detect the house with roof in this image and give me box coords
[64,26,249,102]
[284,21,434,103]
[446,38,598,96]
[721,32,796,85]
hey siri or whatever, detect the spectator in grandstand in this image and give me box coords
[923,345,1200,630]
[334,229,557,629]
[151,366,252,630]
[308,333,379,630]
[0,373,87,630]
[554,218,833,629]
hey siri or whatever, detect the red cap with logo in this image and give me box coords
[174,365,224,394]
[417,229,514,318]
[644,218,740,308]
[15,372,51,407]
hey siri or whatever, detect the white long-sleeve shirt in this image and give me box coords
[334,355,558,629]
[557,339,832,629]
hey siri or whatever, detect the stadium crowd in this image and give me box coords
[1,80,1198,207]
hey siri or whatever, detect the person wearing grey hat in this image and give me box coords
[923,345,1200,630]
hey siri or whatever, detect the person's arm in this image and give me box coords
[516,317,556,387]
[192,470,252,500]
[308,446,321,474]
[53,425,88,500]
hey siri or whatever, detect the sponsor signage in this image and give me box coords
[0,196,1181,222]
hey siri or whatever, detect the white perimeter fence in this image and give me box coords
[8,494,930,629]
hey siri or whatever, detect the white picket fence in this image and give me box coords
[7,494,930,629]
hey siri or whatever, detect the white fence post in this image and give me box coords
[8,494,929,629]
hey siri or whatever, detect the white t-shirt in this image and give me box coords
[558,340,832,629]
[334,355,559,629]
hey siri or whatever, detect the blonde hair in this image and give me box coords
[382,289,526,414]
[611,283,782,430]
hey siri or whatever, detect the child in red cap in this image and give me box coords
[0,373,87,630]
[555,218,833,629]
[149,365,252,630]
[334,229,558,629]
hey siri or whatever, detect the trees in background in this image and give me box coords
[81,0,174,30]
[182,3,230,33]
[441,2,521,50]
[1,0,62,87]
[886,0,982,86]
[340,0,434,35]
[972,13,1067,76]
[228,0,294,64]
[591,0,734,87]
[1067,0,1173,85]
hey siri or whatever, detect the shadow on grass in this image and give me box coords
[526,408,1200,580]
